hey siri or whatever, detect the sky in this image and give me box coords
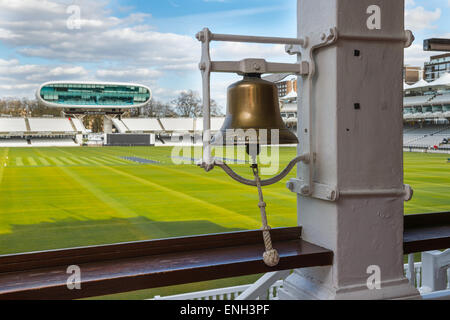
[0,0,449,109]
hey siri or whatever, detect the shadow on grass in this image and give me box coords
[0,216,244,255]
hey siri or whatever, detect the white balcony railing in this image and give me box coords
[151,250,450,301]
[152,280,285,301]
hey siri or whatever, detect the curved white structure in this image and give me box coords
[36,81,152,109]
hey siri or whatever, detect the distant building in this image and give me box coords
[424,53,450,82]
[263,73,297,98]
[36,81,152,134]
[404,66,422,84]
[36,81,151,109]
[263,73,298,130]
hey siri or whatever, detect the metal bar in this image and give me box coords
[200,30,213,166]
[210,61,305,75]
[339,33,408,43]
[338,30,414,48]
[210,32,305,46]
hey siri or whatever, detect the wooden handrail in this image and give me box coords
[404,211,450,254]
[0,212,448,300]
[0,227,333,300]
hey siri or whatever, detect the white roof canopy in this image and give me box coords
[407,79,430,90]
[427,72,450,87]
[280,90,298,100]
[405,73,450,91]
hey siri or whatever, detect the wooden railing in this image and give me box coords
[0,212,448,300]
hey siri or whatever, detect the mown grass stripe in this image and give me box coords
[100,156,126,165]
[95,152,130,163]
[0,148,8,185]
[49,157,64,166]
[27,157,38,166]
[106,166,258,228]
[80,157,103,165]
[38,157,51,166]
[16,157,24,166]
[93,157,112,165]
[69,157,89,165]
[59,157,77,165]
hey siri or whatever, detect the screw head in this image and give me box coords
[287,181,295,192]
[300,185,310,195]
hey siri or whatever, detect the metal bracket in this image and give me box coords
[284,27,414,201]
[284,27,338,199]
[196,27,310,170]
[208,58,309,76]
[287,179,414,203]
[287,178,338,202]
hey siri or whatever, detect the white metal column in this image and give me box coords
[104,115,113,134]
[279,0,420,300]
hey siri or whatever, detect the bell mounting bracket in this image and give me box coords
[194,27,415,204]
[196,27,309,169]
[195,27,338,196]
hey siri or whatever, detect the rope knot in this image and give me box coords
[263,249,280,267]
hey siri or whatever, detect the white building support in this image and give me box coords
[104,115,113,134]
[421,250,450,293]
[279,0,420,300]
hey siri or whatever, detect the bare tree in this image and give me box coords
[127,99,176,118]
[171,90,202,118]
[209,99,224,117]
[145,99,176,118]
[171,90,224,118]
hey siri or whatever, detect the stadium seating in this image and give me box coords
[30,138,78,147]
[194,117,226,132]
[0,138,29,147]
[403,95,432,106]
[28,118,74,133]
[112,119,129,133]
[429,93,450,104]
[71,118,87,133]
[159,118,195,132]
[404,126,450,148]
[0,118,27,133]
[114,117,226,133]
[120,118,163,133]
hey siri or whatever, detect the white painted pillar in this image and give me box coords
[421,250,450,293]
[104,115,113,134]
[279,0,420,300]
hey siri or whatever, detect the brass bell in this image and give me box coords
[213,74,298,146]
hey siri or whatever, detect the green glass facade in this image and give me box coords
[40,83,151,107]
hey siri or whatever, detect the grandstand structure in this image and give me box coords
[403,72,450,151]
[111,117,225,134]
[110,117,226,145]
[1,75,449,150]
[0,116,86,147]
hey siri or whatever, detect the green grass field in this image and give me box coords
[0,146,448,299]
